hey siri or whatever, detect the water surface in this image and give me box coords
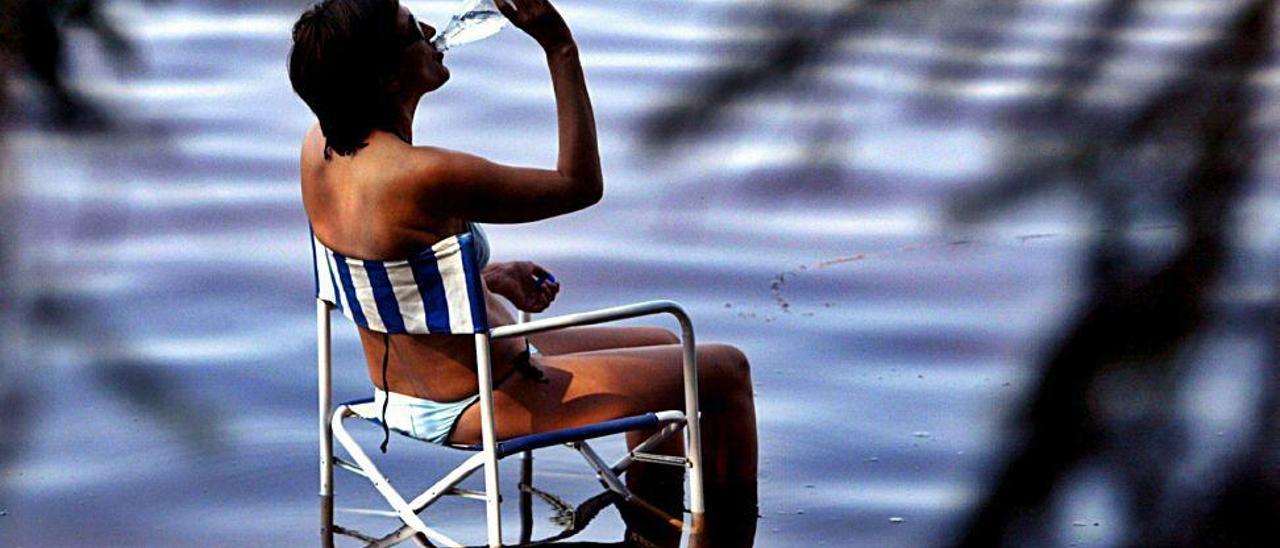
[2,0,1275,546]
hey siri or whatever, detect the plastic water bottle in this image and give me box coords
[431,0,510,52]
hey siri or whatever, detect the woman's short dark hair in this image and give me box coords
[289,0,405,159]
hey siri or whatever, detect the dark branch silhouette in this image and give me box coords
[3,0,165,128]
[638,0,1276,545]
[640,0,889,152]
[953,3,1272,546]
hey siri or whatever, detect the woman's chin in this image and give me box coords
[426,71,450,92]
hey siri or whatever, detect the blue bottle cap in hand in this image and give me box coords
[533,272,557,286]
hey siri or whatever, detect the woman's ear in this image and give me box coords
[378,65,402,94]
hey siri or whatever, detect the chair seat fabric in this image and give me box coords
[341,398,676,458]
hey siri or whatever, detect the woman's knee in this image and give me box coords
[701,343,752,392]
[641,326,680,346]
[658,328,680,345]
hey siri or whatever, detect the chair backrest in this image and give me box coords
[313,228,506,545]
[311,230,489,335]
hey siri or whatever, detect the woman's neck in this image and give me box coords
[389,93,421,143]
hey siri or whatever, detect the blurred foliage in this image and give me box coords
[643,0,1278,545]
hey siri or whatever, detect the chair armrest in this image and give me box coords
[490,300,691,340]
[488,299,708,515]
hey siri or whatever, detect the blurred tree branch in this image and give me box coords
[637,0,1277,544]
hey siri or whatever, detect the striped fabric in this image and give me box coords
[311,230,489,334]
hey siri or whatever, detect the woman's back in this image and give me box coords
[301,123,529,402]
[301,126,463,260]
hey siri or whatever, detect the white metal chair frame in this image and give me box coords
[318,299,705,547]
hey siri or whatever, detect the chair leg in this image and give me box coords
[320,493,334,548]
[519,451,534,544]
[610,421,685,476]
[331,407,464,547]
[482,449,503,547]
[474,334,503,547]
[575,442,684,531]
[676,316,706,519]
[406,452,488,511]
[317,300,334,547]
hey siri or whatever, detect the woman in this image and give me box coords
[288,0,757,522]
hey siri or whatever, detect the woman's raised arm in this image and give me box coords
[413,0,601,223]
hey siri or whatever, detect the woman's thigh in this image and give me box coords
[451,343,739,444]
[528,326,678,356]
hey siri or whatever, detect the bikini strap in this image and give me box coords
[514,339,547,383]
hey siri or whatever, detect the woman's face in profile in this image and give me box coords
[397,6,449,94]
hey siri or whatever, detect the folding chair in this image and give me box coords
[311,230,705,547]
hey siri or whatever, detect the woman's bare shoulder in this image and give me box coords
[397,144,483,195]
[402,143,469,175]
[301,123,325,161]
[299,124,323,190]
[402,141,600,224]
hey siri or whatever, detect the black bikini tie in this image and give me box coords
[516,339,548,383]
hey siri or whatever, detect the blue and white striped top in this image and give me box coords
[311,225,490,335]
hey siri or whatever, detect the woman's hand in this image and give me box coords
[494,0,573,50]
[483,261,561,313]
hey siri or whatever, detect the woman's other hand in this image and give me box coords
[494,0,573,49]
[483,261,561,313]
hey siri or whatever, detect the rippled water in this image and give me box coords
[2,0,1276,546]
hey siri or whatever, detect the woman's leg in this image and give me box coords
[451,343,757,492]
[527,326,678,355]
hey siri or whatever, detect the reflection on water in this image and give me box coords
[2,0,1277,546]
